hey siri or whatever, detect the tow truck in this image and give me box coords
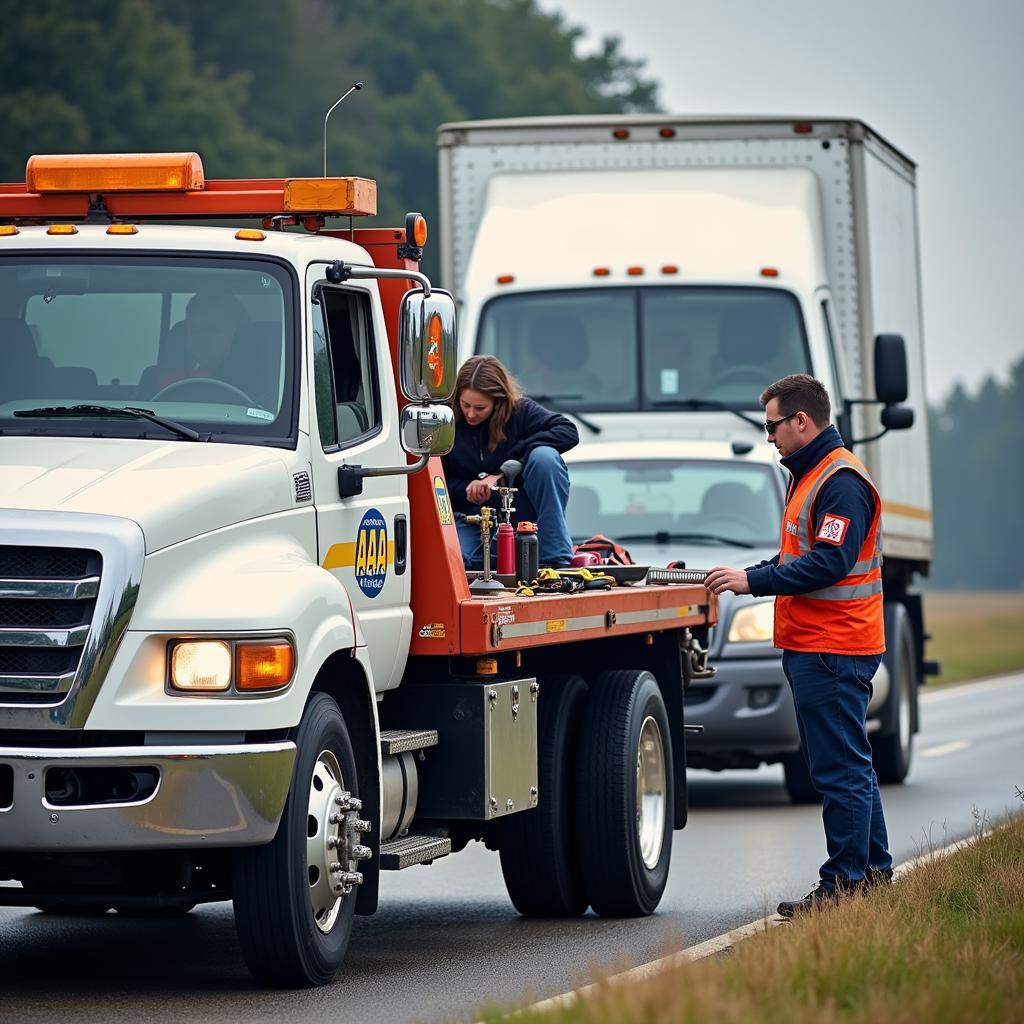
[0,152,715,985]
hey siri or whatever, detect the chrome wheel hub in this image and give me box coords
[636,716,667,869]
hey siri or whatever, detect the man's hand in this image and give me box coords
[466,474,501,505]
[704,566,751,596]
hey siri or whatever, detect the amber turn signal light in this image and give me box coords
[236,640,295,691]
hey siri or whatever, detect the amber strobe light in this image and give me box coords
[236,640,295,691]
[27,153,205,193]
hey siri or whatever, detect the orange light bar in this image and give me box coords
[760,267,780,278]
[47,224,78,235]
[627,266,644,276]
[283,177,377,215]
[593,267,611,277]
[236,640,294,691]
[0,225,18,236]
[660,264,679,275]
[496,274,515,285]
[106,224,138,235]
[235,229,266,242]
[27,152,205,194]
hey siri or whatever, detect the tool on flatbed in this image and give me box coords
[465,507,504,593]
[492,459,521,577]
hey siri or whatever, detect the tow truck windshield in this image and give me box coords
[566,458,783,548]
[476,286,810,411]
[0,257,296,446]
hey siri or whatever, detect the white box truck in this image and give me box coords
[438,115,935,796]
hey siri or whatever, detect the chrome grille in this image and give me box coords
[0,546,101,705]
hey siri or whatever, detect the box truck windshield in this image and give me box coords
[475,285,811,412]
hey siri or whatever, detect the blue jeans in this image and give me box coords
[456,446,574,570]
[782,650,892,888]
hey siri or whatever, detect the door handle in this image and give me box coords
[394,514,408,575]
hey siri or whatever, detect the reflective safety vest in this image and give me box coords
[774,446,885,654]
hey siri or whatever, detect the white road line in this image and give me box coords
[921,673,1023,703]
[501,829,995,1022]
[919,739,971,758]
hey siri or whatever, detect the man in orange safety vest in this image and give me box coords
[705,373,892,916]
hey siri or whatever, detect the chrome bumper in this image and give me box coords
[0,741,296,851]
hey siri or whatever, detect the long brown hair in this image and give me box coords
[453,355,522,451]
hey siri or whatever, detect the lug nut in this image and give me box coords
[342,871,363,887]
[352,844,372,861]
[327,836,339,849]
[352,819,372,833]
[330,862,342,873]
[330,812,343,824]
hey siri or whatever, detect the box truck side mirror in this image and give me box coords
[874,333,908,405]
[880,405,914,431]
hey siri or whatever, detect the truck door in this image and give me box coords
[307,272,412,692]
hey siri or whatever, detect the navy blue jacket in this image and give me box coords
[443,397,579,515]
[746,425,878,596]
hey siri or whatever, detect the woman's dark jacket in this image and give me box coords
[443,397,579,515]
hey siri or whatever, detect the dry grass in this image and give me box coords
[485,812,1024,1024]
[925,590,1024,684]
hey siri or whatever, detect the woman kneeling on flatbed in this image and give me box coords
[444,355,579,570]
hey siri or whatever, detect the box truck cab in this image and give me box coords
[439,116,934,792]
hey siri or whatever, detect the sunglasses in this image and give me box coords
[763,411,799,435]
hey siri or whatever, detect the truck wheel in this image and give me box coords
[576,669,673,917]
[782,751,821,804]
[873,608,916,784]
[499,674,589,917]
[232,692,361,987]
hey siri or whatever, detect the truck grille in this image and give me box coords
[0,546,102,705]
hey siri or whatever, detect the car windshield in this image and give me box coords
[566,459,783,547]
[0,257,296,445]
[476,286,809,411]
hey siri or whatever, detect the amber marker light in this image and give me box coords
[627,266,644,276]
[106,224,138,235]
[496,274,515,285]
[661,265,679,275]
[235,229,266,242]
[0,225,19,236]
[46,224,78,235]
[593,267,611,277]
[236,640,295,691]
[760,267,780,278]
[170,640,232,692]
[27,152,205,193]
[476,657,498,675]
[409,213,428,247]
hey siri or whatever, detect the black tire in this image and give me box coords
[498,674,589,917]
[232,692,360,987]
[873,607,916,784]
[782,750,821,804]
[576,669,673,917]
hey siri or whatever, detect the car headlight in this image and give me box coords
[727,600,775,643]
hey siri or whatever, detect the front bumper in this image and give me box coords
[0,741,296,851]
[685,656,800,764]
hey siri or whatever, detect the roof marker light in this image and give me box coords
[612,129,630,140]
[47,224,78,235]
[496,274,514,285]
[106,224,138,235]
[627,266,644,276]
[659,127,676,139]
[760,267,780,278]
[660,264,679,275]
[235,229,266,242]
[793,122,813,135]
[0,225,19,236]
[593,267,611,277]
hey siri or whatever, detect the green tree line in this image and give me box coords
[0,0,658,278]
[928,356,1024,589]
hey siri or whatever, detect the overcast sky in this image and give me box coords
[541,0,1023,403]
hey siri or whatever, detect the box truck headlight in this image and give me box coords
[727,600,775,643]
[170,640,232,691]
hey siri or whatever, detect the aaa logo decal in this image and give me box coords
[354,507,388,598]
[433,475,453,525]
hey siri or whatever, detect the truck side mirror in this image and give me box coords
[399,403,455,457]
[399,288,457,402]
[880,405,914,431]
[874,334,908,405]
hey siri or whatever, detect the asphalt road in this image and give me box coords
[2,673,1021,1023]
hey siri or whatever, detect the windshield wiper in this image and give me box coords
[650,398,763,430]
[14,404,205,441]
[616,530,756,549]
[530,394,601,435]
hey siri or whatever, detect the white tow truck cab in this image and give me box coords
[439,116,935,795]
[0,152,715,985]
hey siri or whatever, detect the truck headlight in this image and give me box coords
[727,600,775,643]
[170,640,232,691]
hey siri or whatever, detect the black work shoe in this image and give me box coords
[777,884,847,918]
[862,867,894,892]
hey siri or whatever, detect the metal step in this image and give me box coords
[379,728,438,756]
[379,834,451,870]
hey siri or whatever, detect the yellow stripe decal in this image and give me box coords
[322,541,395,570]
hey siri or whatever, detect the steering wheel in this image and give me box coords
[151,377,256,406]
[705,365,768,395]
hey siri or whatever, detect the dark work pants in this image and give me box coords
[782,650,893,888]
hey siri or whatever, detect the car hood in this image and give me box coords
[615,538,777,575]
[0,436,297,553]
